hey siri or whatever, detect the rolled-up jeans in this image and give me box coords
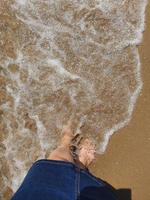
[10,159,118,200]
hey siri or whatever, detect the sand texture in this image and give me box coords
[0,0,149,199]
[91,2,150,200]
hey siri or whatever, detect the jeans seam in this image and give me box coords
[78,171,80,200]
[74,167,78,200]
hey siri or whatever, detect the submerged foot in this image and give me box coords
[78,138,96,168]
[69,134,97,169]
[47,121,96,168]
[59,121,74,147]
[47,121,74,162]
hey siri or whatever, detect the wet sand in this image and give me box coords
[0,1,149,199]
[90,2,150,200]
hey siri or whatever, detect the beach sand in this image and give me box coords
[90,2,150,200]
[0,1,149,199]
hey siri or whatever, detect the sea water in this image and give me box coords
[0,0,148,197]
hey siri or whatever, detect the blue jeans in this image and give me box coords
[11,159,118,200]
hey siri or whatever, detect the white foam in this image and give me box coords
[11,160,26,192]
[29,114,53,158]
[98,1,147,153]
[47,58,80,80]
[15,0,27,6]
[11,0,148,155]
[1,2,148,194]
[100,75,142,154]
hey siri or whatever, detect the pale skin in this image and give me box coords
[47,121,97,169]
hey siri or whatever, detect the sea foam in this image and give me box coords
[0,0,148,195]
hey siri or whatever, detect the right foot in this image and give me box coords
[78,138,96,168]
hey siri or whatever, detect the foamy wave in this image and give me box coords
[6,0,149,154]
[0,0,148,196]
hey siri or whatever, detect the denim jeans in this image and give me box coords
[10,159,118,200]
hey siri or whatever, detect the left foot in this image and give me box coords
[47,121,74,162]
[58,121,74,147]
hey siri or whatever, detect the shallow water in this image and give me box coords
[0,0,148,198]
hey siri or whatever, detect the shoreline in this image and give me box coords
[90,2,150,200]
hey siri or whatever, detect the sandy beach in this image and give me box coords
[90,2,150,200]
[0,1,149,199]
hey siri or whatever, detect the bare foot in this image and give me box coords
[59,121,74,147]
[47,121,74,162]
[47,122,96,169]
[78,138,96,168]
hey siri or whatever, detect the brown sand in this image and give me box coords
[90,2,150,200]
[0,2,149,199]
